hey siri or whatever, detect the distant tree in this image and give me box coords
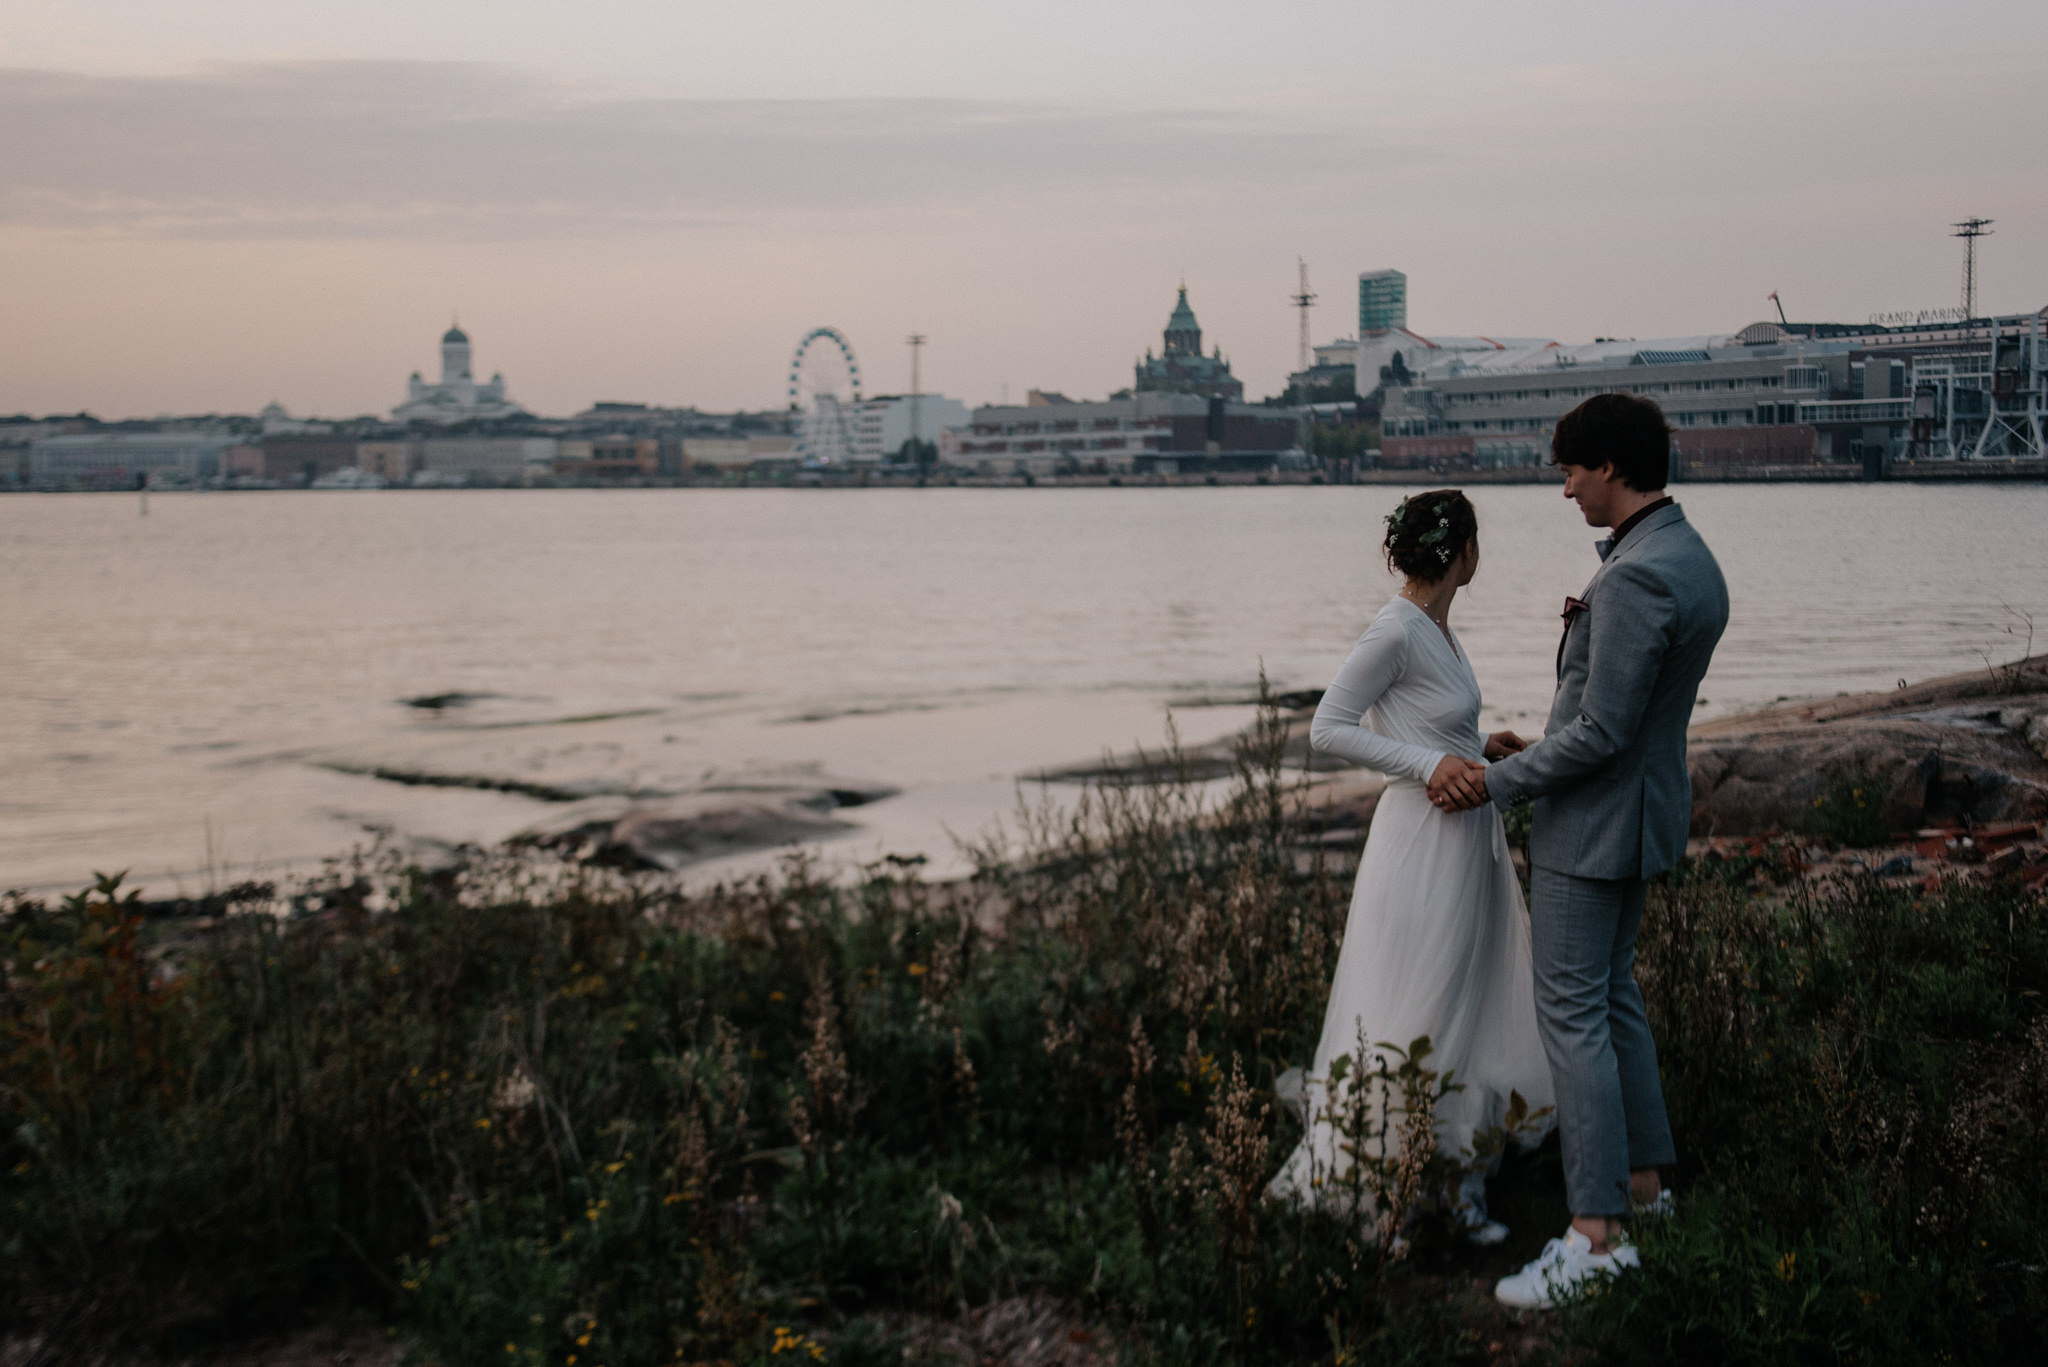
[1263,375,1357,407]
[1308,423,1379,461]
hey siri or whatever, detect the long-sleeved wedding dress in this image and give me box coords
[1268,597,1555,1217]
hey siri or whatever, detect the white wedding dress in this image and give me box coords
[1269,596,1555,1214]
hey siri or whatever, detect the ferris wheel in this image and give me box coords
[787,328,863,465]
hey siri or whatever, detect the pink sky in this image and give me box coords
[2,1,2044,418]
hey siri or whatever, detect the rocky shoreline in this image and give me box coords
[474,654,2048,883]
[1686,652,2048,836]
[1168,655,2048,891]
[117,656,2040,901]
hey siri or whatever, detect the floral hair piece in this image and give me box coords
[1383,496,1412,544]
[1386,495,1460,564]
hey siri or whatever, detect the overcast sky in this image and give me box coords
[3,1,2044,418]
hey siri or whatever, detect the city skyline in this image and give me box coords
[2,2,2045,419]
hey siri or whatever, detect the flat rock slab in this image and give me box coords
[512,783,897,870]
[1688,656,2048,836]
[1027,711,1360,785]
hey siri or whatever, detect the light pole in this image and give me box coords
[1953,217,1993,321]
[906,333,927,471]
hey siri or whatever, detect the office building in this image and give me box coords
[849,394,971,462]
[1359,270,1408,334]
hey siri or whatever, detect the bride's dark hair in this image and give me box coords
[1383,489,1478,582]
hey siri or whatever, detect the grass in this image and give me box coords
[3,697,2045,1365]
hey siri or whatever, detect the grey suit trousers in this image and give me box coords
[1527,865,1676,1216]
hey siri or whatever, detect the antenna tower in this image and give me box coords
[905,333,926,465]
[1291,259,1317,373]
[1953,217,1993,320]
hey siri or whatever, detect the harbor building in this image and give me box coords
[272,436,558,486]
[849,394,971,462]
[680,435,798,472]
[1292,329,1558,413]
[1282,268,1555,410]
[943,391,1303,477]
[29,431,238,487]
[1134,287,1244,401]
[392,323,529,425]
[1378,309,2047,475]
[554,436,668,480]
[416,436,556,484]
[1285,339,1365,402]
[253,434,360,484]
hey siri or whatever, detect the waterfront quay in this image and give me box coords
[7,281,2041,493]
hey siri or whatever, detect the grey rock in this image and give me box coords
[2025,714,2048,762]
[512,785,896,870]
[1687,656,2048,837]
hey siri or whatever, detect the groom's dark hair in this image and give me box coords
[1551,393,1671,491]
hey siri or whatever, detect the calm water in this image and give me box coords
[3,484,2045,892]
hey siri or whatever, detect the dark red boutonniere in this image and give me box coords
[1561,595,1590,624]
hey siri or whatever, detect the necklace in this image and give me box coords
[1401,591,1448,626]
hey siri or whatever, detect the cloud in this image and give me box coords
[0,61,1406,240]
[1,50,2041,416]
[6,53,2042,249]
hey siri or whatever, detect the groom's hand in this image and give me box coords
[1483,730,1526,761]
[1428,756,1490,811]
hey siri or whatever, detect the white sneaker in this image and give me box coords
[1494,1227,1640,1310]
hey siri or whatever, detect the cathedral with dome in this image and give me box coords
[392,323,529,424]
[1134,286,1243,401]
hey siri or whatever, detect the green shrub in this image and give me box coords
[1583,866,2048,1363]
[5,703,2045,1364]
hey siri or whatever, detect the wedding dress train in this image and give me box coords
[1268,597,1555,1215]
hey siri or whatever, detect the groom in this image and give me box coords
[1433,392,1727,1309]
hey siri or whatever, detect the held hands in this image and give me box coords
[1427,754,1491,812]
[1483,729,1526,762]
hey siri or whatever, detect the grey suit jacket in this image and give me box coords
[1486,503,1728,880]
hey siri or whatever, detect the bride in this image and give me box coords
[1269,489,1555,1241]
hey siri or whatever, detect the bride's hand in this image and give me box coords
[1428,755,1488,810]
[1483,730,1525,761]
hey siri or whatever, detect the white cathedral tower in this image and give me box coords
[441,325,472,383]
[392,320,528,424]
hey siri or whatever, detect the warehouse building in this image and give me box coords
[1379,310,2046,476]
